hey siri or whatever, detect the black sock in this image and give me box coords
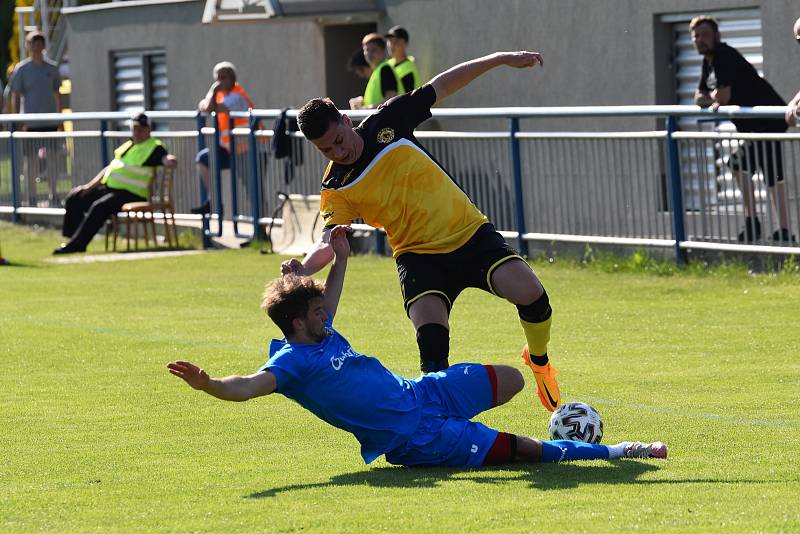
[530,353,549,366]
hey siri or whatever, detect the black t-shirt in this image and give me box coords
[699,42,786,132]
[379,63,398,97]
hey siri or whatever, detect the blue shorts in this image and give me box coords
[196,146,231,169]
[385,363,499,467]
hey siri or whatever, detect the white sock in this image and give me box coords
[607,442,631,459]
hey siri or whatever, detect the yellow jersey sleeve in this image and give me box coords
[320,188,360,228]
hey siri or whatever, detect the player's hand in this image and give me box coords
[329,225,351,259]
[502,51,544,69]
[280,258,306,276]
[167,360,210,391]
[710,101,721,112]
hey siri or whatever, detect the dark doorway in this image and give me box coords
[324,23,376,109]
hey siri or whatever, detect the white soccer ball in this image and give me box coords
[548,402,604,444]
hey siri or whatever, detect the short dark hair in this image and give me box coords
[297,98,342,140]
[261,275,325,337]
[347,48,369,72]
[689,16,719,33]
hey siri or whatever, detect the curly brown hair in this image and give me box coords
[261,275,325,337]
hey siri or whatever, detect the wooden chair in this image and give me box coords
[105,167,178,252]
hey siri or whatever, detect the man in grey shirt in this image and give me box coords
[8,31,62,205]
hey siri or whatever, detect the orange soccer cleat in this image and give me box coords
[521,344,561,412]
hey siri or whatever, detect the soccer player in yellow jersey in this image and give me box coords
[282,51,561,412]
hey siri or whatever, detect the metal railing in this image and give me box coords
[0,105,797,262]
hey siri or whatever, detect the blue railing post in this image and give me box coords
[666,115,688,265]
[509,118,529,257]
[9,122,19,222]
[212,113,224,237]
[229,121,240,236]
[248,113,264,241]
[196,113,211,249]
[99,120,109,167]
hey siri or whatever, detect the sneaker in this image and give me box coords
[521,344,561,412]
[52,243,85,255]
[737,217,762,243]
[622,441,668,459]
[772,229,797,243]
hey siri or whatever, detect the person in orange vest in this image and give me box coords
[192,61,255,215]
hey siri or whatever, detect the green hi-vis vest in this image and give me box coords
[364,60,404,107]
[101,137,162,198]
[389,56,421,94]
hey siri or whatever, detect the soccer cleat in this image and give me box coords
[622,441,668,459]
[521,344,561,412]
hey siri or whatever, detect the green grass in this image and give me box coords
[2,221,799,533]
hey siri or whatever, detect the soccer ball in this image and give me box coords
[548,402,604,444]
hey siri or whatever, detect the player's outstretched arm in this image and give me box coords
[429,51,543,103]
[280,227,334,277]
[322,225,351,318]
[167,360,276,402]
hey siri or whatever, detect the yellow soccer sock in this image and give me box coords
[520,316,551,359]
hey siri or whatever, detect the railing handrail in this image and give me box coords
[0,105,791,125]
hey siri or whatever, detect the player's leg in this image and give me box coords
[483,433,668,465]
[398,252,454,373]
[489,257,560,412]
[763,142,793,242]
[736,142,761,242]
[418,363,523,421]
[192,148,213,214]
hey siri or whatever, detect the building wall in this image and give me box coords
[65,0,327,113]
[65,0,800,130]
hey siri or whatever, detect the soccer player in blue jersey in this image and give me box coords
[168,226,667,467]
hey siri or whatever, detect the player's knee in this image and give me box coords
[493,365,524,404]
[516,290,551,323]
[416,323,449,372]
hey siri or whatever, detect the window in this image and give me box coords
[112,50,169,114]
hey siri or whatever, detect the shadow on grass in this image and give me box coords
[247,461,764,499]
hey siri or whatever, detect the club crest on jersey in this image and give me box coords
[377,127,395,143]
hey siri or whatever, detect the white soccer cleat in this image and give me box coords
[622,441,668,459]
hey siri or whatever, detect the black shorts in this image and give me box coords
[396,223,522,314]
[730,140,784,187]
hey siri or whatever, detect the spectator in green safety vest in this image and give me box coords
[349,33,401,110]
[385,26,421,94]
[54,113,178,255]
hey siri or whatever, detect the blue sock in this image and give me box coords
[540,440,610,462]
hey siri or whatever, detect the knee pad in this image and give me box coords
[517,290,551,324]
[416,323,449,373]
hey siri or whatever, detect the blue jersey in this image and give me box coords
[259,314,421,463]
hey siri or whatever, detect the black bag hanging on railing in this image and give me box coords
[271,108,291,160]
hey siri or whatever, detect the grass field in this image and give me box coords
[2,221,800,532]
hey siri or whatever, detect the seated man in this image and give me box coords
[55,113,177,254]
[168,226,668,467]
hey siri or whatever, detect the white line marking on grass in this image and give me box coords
[581,396,795,428]
[46,250,207,264]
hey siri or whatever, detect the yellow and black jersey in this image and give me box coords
[320,84,488,257]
